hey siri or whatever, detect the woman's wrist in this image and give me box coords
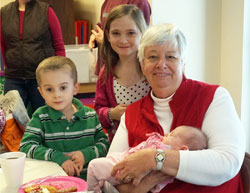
[108,108,115,127]
[151,149,159,171]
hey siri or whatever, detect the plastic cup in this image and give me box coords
[0,152,26,188]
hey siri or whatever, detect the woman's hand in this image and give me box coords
[61,159,80,176]
[65,151,85,175]
[110,104,129,121]
[116,171,171,193]
[111,149,156,185]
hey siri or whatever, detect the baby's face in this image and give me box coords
[162,129,184,150]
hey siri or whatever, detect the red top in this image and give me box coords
[94,67,119,142]
[0,6,65,66]
[19,11,24,40]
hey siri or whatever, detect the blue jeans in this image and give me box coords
[4,78,45,113]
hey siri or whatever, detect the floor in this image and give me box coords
[76,93,95,109]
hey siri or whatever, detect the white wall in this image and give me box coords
[241,0,250,152]
[220,0,244,116]
[220,0,250,152]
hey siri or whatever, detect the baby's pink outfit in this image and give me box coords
[87,132,174,193]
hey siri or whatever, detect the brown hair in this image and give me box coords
[178,126,208,150]
[101,4,147,82]
[36,56,78,85]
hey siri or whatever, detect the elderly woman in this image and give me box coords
[104,23,245,193]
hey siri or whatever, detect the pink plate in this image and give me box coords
[18,176,88,192]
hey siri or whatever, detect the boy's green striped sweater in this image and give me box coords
[20,98,109,180]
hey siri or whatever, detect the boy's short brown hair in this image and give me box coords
[36,56,78,85]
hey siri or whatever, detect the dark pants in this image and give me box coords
[4,78,45,113]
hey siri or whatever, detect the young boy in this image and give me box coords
[20,56,110,180]
[87,125,207,193]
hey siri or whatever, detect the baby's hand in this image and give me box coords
[65,151,85,173]
[61,159,80,176]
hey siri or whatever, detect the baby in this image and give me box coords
[87,125,207,193]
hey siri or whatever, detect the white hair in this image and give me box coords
[138,23,187,63]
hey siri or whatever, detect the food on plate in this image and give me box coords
[24,185,77,193]
[24,185,57,193]
[55,186,77,192]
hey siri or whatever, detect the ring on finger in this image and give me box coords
[125,176,132,181]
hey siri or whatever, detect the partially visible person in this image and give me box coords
[104,23,245,193]
[88,0,151,75]
[94,5,150,143]
[0,0,65,113]
[0,45,4,72]
[87,125,207,193]
[19,56,109,180]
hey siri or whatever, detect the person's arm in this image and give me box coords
[48,7,65,56]
[94,70,115,129]
[129,0,151,25]
[111,87,245,186]
[88,0,106,50]
[176,87,245,185]
[19,113,70,166]
[111,148,178,186]
[116,171,170,193]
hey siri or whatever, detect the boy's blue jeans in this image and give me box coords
[4,77,45,113]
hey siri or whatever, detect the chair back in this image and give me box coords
[241,152,250,193]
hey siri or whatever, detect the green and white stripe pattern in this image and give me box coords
[20,98,109,180]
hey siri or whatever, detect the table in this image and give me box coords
[0,158,67,193]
